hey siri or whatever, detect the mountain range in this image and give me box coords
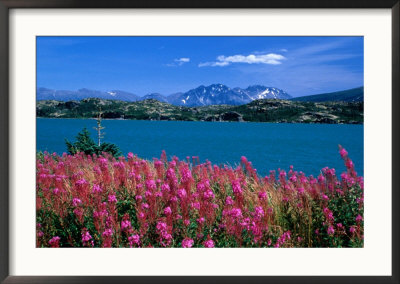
[37,85,364,106]
[37,84,292,106]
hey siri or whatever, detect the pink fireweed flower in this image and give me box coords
[102,229,113,237]
[191,202,200,210]
[240,217,250,227]
[180,168,192,183]
[113,161,125,169]
[127,152,134,159]
[230,208,242,219]
[76,178,88,186]
[144,190,153,199]
[356,214,363,223]
[82,230,92,242]
[177,188,187,199]
[37,231,44,238]
[81,229,93,247]
[158,229,173,247]
[323,208,334,222]
[254,206,265,218]
[52,188,60,195]
[73,207,84,222]
[49,236,61,247]
[156,221,167,232]
[346,159,354,169]
[72,197,82,207]
[182,238,194,248]
[128,234,140,247]
[297,187,305,195]
[204,239,215,248]
[163,206,172,216]
[121,219,132,231]
[327,226,335,236]
[258,191,267,201]
[225,196,234,205]
[135,195,143,201]
[197,217,205,224]
[203,189,215,200]
[141,203,149,210]
[154,160,163,168]
[232,180,242,195]
[92,184,102,194]
[161,183,170,193]
[108,194,117,203]
[322,194,329,201]
[183,219,190,226]
[146,180,157,191]
[349,226,356,234]
[341,172,349,181]
[339,147,348,158]
[197,182,206,192]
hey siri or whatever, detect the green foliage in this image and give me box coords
[37,97,363,124]
[65,127,121,157]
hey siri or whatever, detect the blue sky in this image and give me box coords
[37,36,363,97]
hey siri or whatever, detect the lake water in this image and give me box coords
[37,118,364,177]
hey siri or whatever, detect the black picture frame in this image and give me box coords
[0,1,399,283]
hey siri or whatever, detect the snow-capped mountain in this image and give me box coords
[37,84,291,106]
[244,85,292,100]
[169,84,291,106]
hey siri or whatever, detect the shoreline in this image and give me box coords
[36,116,363,125]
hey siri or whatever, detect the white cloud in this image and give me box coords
[199,53,285,67]
[166,57,190,67]
[176,57,190,63]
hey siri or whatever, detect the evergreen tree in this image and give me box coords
[65,127,121,157]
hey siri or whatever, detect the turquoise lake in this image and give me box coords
[36,118,364,177]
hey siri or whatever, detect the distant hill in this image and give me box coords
[291,87,364,102]
[37,98,363,124]
[37,84,292,106]
[37,87,140,102]
[141,93,169,103]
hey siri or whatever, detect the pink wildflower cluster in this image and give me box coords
[36,147,363,248]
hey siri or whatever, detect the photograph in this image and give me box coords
[35,36,364,248]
